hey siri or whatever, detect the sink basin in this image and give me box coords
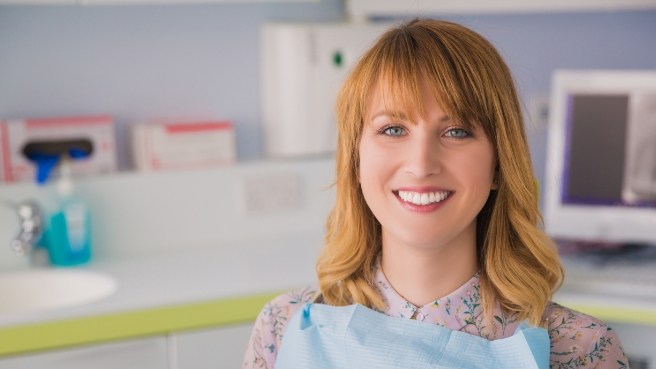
[0,269,116,315]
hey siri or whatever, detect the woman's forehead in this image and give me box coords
[364,77,470,126]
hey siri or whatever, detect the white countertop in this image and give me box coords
[2,233,656,338]
[554,253,656,321]
[0,232,324,328]
[1,239,654,361]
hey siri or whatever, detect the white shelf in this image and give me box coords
[347,0,656,18]
[0,0,313,5]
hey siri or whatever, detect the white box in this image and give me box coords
[0,115,117,183]
[261,21,390,158]
[131,120,236,171]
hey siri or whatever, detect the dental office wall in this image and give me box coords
[1,4,655,364]
[0,5,655,184]
[0,0,344,170]
[0,9,652,245]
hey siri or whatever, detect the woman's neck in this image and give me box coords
[380,236,478,307]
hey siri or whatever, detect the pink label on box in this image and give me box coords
[25,115,113,129]
[165,121,233,134]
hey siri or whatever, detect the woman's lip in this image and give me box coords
[393,187,452,193]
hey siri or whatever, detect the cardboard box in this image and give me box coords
[0,115,117,183]
[132,120,236,171]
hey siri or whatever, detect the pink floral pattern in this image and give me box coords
[243,267,628,369]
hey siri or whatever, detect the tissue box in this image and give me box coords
[131,120,236,171]
[0,115,117,183]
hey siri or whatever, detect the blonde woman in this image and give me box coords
[243,19,628,368]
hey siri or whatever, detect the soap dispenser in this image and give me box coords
[44,156,92,266]
[22,139,94,266]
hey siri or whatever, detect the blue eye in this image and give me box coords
[444,128,470,138]
[380,125,406,137]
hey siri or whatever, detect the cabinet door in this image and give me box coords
[611,321,656,369]
[0,0,74,3]
[174,323,253,369]
[0,336,168,369]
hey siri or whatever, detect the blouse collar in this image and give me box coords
[373,262,484,331]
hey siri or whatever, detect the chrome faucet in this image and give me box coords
[8,200,44,257]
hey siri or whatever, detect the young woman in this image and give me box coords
[243,18,628,368]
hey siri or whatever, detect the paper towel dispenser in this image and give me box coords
[261,21,390,158]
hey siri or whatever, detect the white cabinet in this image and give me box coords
[0,336,169,369]
[0,324,255,369]
[611,321,656,369]
[173,323,254,369]
[0,0,75,3]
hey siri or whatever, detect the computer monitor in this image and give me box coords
[544,70,656,245]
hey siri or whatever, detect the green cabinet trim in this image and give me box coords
[565,303,656,326]
[0,293,652,357]
[0,292,279,357]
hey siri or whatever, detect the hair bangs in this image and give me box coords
[369,32,424,123]
[364,25,483,133]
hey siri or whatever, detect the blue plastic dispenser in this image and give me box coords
[24,141,93,266]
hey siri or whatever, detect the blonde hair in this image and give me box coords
[316,18,563,326]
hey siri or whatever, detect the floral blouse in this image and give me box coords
[242,265,629,369]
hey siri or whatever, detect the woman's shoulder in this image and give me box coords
[545,301,614,339]
[257,286,318,332]
[242,287,318,369]
[255,287,318,343]
[264,286,318,316]
[545,302,629,368]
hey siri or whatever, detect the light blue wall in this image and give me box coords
[0,5,655,185]
[0,1,344,169]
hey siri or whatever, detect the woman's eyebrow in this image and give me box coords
[368,110,409,121]
[369,110,452,124]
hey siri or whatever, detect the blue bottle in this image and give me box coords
[44,157,92,266]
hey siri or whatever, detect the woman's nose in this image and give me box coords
[404,135,441,178]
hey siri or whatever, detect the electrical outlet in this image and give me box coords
[240,172,303,214]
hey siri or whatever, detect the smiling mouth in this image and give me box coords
[395,190,452,206]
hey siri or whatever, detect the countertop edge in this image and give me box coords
[555,297,656,326]
[1,291,654,357]
[0,291,281,357]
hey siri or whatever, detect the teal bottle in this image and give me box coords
[45,158,92,266]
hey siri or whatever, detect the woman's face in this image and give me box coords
[358,79,497,253]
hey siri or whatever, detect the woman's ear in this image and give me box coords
[491,167,499,190]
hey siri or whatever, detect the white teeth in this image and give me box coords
[398,190,450,205]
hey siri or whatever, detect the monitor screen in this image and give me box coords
[544,70,656,244]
